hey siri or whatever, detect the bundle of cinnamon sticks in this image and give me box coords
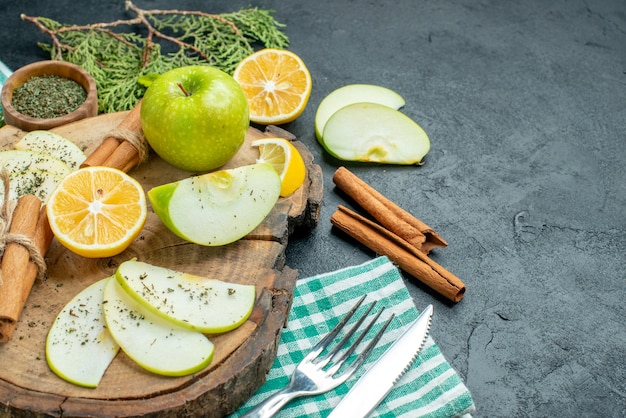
[0,191,54,343]
[0,102,147,343]
[80,100,146,172]
[331,167,466,303]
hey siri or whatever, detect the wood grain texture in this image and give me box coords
[0,112,322,417]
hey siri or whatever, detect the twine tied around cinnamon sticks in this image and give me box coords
[0,168,54,343]
[0,102,146,343]
[80,100,148,172]
[331,167,467,303]
[0,170,47,285]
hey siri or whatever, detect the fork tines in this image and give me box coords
[240,295,394,417]
[311,295,394,378]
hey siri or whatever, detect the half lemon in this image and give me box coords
[252,138,306,197]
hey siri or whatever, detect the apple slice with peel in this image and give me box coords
[102,276,214,376]
[0,149,71,178]
[115,259,256,334]
[0,150,71,202]
[14,130,87,170]
[148,163,281,246]
[0,169,63,203]
[46,278,120,388]
[322,102,430,164]
[315,84,405,143]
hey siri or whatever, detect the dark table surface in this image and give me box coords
[1,1,625,417]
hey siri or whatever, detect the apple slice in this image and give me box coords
[315,84,405,143]
[0,169,63,203]
[148,163,281,246]
[14,130,87,170]
[0,150,71,202]
[115,259,256,334]
[46,278,120,388]
[322,102,430,164]
[0,149,71,178]
[102,276,214,376]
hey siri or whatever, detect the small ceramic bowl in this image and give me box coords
[1,60,98,131]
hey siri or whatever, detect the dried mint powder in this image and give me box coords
[12,75,87,119]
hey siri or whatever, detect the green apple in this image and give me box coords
[322,102,430,164]
[140,65,249,172]
[148,163,281,246]
[115,259,256,334]
[315,84,405,144]
[102,275,214,376]
[14,130,86,170]
[46,278,120,388]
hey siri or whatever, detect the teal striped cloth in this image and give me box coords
[231,256,475,417]
[0,60,10,86]
[0,60,12,123]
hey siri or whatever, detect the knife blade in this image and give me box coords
[328,304,434,418]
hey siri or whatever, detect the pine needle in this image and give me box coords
[21,1,290,114]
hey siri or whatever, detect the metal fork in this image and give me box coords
[242,295,394,418]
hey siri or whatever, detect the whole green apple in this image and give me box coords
[140,65,249,172]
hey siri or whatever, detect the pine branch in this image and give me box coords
[21,0,289,113]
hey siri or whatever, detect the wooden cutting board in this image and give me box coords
[0,112,323,417]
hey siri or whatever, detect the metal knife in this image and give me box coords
[327,304,434,418]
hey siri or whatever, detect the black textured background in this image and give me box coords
[1,1,625,417]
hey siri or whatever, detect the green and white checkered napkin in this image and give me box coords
[0,60,12,122]
[0,60,10,86]
[231,256,475,418]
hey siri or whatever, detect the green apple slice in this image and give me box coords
[115,259,256,334]
[15,130,87,170]
[46,278,120,388]
[322,102,430,165]
[0,149,72,178]
[148,163,281,246]
[315,84,405,143]
[103,276,214,376]
[0,168,63,203]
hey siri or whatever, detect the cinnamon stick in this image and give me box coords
[0,195,53,342]
[331,205,465,303]
[82,137,119,167]
[103,140,141,171]
[81,99,144,172]
[333,166,447,254]
[24,206,54,288]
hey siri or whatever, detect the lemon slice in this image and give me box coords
[252,137,306,197]
[233,49,312,125]
[46,166,147,258]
